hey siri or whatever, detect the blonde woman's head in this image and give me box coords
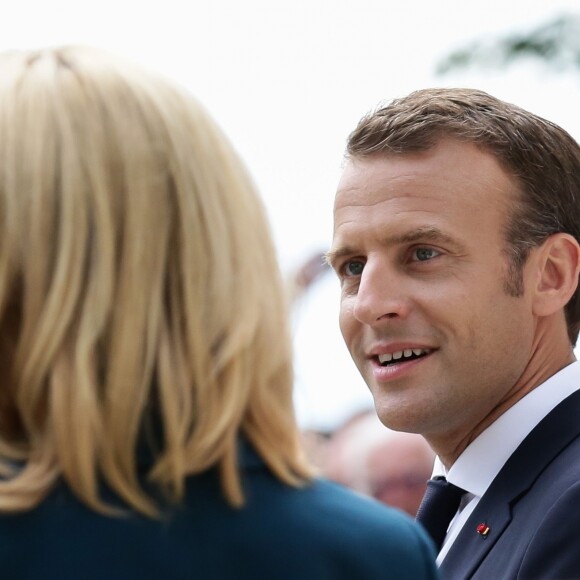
[0,46,310,516]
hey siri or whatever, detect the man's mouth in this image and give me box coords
[377,349,432,366]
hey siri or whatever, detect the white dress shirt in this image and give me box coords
[433,360,580,565]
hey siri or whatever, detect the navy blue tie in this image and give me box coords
[415,476,466,551]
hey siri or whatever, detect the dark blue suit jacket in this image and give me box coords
[0,442,438,579]
[441,389,580,579]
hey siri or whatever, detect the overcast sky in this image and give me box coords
[4,1,579,429]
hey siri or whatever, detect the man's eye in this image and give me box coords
[413,247,440,262]
[344,260,365,276]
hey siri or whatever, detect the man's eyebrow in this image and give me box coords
[326,227,459,268]
[393,226,456,246]
[325,246,355,269]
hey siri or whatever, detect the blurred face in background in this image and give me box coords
[365,431,433,516]
[317,412,434,516]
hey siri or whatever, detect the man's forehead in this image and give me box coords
[335,142,519,217]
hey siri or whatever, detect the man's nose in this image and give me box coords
[352,261,410,325]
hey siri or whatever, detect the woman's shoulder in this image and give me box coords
[239,441,437,568]
[250,476,439,579]
[287,476,430,538]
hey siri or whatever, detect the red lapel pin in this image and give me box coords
[476,522,490,538]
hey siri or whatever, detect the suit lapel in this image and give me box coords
[440,388,580,579]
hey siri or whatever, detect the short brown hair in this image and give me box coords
[347,88,580,344]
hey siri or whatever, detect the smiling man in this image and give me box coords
[328,89,580,579]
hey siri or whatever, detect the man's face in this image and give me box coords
[329,139,537,443]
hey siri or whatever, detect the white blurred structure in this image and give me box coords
[292,266,374,432]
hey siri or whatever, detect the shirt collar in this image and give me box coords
[433,360,580,498]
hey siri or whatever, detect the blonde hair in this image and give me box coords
[0,46,311,516]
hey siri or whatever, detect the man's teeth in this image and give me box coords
[378,349,429,364]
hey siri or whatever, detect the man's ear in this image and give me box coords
[532,233,580,317]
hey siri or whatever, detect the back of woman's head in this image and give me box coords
[0,46,310,516]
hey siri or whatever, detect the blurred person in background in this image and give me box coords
[0,47,439,579]
[361,417,434,516]
[323,411,434,516]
